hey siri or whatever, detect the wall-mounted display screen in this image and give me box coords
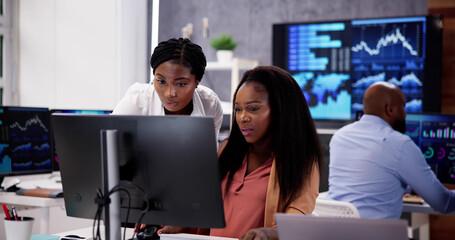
[273,15,442,122]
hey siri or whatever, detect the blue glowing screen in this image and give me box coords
[405,113,455,184]
[0,107,52,176]
[274,16,441,120]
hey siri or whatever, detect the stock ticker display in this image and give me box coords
[285,16,429,120]
[406,114,455,184]
[0,107,52,176]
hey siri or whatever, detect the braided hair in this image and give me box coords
[150,38,207,81]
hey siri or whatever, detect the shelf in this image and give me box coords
[206,58,259,70]
[206,58,259,99]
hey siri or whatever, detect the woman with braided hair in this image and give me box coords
[113,38,223,139]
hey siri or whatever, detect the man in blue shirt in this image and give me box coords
[327,82,455,219]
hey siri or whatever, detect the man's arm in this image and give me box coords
[396,140,455,213]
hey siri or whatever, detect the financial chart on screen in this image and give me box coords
[351,17,425,115]
[288,23,351,119]
[406,113,455,184]
[273,15,442,121]
[0,107,52,176]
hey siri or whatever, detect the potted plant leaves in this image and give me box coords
[210,33,238,63]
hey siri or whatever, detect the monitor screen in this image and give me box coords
[51,114,225,228]
[50,109,112,115]
[273,15,442,122]
[49,109,112,171]
[0,106,52,179]
[405,113,455,185]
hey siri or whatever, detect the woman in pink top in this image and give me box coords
[213,66,323,239]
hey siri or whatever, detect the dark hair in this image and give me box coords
[150,38,207,81]
[218,65,323,211]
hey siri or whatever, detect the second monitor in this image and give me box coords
[406,113,455,185]
[49,109,112,171]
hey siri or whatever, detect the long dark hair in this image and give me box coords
[150,38,207,81]
[218,66,323,210]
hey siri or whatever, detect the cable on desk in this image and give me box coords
[92,181,150,240]
[119,181,151,240]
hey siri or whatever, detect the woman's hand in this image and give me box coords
[157,226,189,235]
[134,223,147,233]
[239,227,278,240]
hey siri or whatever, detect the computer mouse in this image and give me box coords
[137,225,159,240]
[59,235,86,240]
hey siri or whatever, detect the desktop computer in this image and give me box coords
[52,114,226,239]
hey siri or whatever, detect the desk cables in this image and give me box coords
[92,181,150,240]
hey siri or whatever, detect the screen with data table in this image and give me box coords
[273,15,442,122]
[0,106,52,177]
[405,113,455,184]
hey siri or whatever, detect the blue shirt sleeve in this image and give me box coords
[395,139,455,213]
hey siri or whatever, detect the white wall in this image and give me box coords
[6,1,149,236]
[18,0,149,110]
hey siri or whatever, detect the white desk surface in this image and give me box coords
[0,191,64,207]
[161,234,237,240]
[55,226,135,240]
[55,227,237,240]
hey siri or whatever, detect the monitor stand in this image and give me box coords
[100,129,121,240]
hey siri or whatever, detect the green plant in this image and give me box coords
[210,33,238,51]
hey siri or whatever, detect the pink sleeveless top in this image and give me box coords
[210,155,273,238]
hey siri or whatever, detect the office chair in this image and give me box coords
[313,198,360,218]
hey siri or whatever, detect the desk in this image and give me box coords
[403,202,455,216]
[0,192,64,234]
[52,227,237,240]
[402,202,455,240]
[52,226,134,240]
